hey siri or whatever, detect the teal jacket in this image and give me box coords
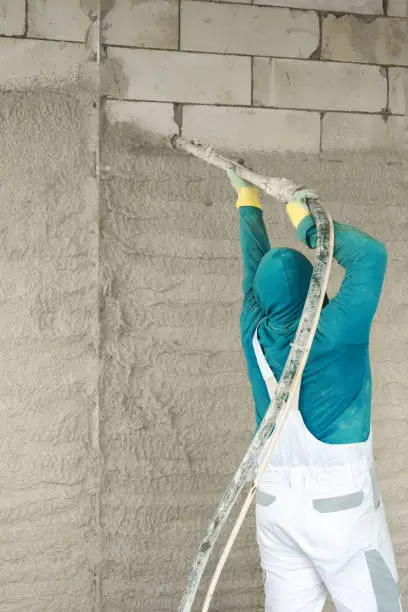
[239,207,387,444]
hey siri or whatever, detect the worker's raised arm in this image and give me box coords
[286,193,387,345]
[228,168,270,295]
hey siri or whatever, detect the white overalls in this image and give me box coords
[253,325,402,612]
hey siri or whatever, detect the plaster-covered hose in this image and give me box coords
[170,136,334,612]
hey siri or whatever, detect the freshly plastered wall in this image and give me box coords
[1,0,408,611]
[0,70,100,612]
[101,143,408,612]
[0,3,101,611]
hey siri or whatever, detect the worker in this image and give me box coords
[228,168,401,611]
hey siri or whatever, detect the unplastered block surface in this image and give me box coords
[27,0,91,41]
[389,67,408,115]
[182,106,321,154]
[0,0,25,35]
[252,0,382,12]
[102,0,179,49]
[322,113,408,151]
[105,47,251,104]
[189,0,252,3]
[253,58,387,112]
[180,1,319,57]
[387,0,408,16]
[322,14,408,66]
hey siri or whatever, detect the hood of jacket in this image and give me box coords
[253,247,315,330]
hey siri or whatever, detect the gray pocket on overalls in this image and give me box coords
[369,467,381,510]
[365,549,401,611]
[312,491,364,513]
[256,490,276,507]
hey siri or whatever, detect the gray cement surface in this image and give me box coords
[0,90,98,611]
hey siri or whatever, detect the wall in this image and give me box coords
[0,2,101,611]
[0,0,407,611]
[99,0,408,154]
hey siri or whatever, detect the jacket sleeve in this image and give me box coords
[239,207,271,295]
[297,216,387,345]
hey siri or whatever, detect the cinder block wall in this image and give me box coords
[1,1,408,611]
[99,0,408,154]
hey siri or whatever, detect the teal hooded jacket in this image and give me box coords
[239,207,387,444]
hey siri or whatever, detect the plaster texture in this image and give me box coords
[0,89,99,611]
[0,38,90,91]
[100,121,408,609]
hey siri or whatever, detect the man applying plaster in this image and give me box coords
[228,168,401,611]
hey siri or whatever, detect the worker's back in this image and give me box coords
[239,212,387,445]
[242,311,372,444]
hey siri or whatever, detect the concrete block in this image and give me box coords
[0,39,87,90]
[253,58,386,112]
[27,0,90,41]
[0,0,25,35]
[322,113,408,151]
[387,0,408,16]
[389,67,408,115]
[253,0,382,13]
[105,48,251,105]
[182,106,320,154]
[103,101,178,146]
[322,14,408,66]
[180,1,318,58]
[195,0,251,3]
[102,0,179,49]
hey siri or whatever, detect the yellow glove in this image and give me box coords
[227,167,262,210]
[286,189,318,229]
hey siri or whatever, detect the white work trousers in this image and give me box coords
[256,459,401,612]
[252,321,401,611]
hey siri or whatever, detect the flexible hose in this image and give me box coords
[170,136,334,612]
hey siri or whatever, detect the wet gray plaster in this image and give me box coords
[100,117,408,610]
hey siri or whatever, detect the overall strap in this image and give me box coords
[252,320,300,405]
[252,319,278,400]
